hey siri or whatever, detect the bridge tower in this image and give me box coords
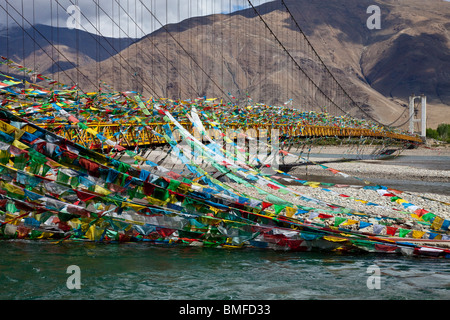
[409,94,427,138]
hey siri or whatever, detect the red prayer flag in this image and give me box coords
[386,226,398,236]
[267,183,280,190]
[75,190,98,202]
[375,244,398,252]
[414,209,429,217]
[382,193,396,197]
[261,202,273,210]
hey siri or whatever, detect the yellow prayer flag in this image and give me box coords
[146,196,166,207]
[431,216,444,231]
[86,128,98,136]
[1,182,24,196]
[12,139,29,150]
[122,202,146,211]
[342,219,358,226]
[23,125,37,134]
[68,219,81,229]
[209,206,220,214]
[324,236,347,242]
[0,120,17,134]
[5,213,21,225]
[412,230,426,239]
[285,207,297,218]
[14,129,25,140]
[94,185,111,196]
[36,232,54,239]
[85,225,104,241]
[134,155,146,161]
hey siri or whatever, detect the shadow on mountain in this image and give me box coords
[0,24,136,71]
[364,32,450,105]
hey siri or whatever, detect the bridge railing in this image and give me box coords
[36,121,422,150]
[223,123,422,143]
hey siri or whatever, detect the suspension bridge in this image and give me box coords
[1,0,447,258]
[0,0,423,150]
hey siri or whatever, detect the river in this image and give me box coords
[1,241,450,301]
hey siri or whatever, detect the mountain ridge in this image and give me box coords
[1,1,449,129]
[0,23,136,75]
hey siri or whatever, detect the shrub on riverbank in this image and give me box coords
[427,123,450,143]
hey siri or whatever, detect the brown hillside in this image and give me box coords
[54,0,450,129]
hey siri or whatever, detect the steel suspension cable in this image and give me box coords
[138,0,232,102]
[280,0,383,124]
[57,0,160,98]
[1,0,91,90]
[112,0,200,98]
[246,0,350,117]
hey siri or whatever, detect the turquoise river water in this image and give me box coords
[1,241,450,300]
[1,152,449,303]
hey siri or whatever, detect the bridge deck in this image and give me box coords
[36,121,422,150]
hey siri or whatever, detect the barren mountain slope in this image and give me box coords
[0,24,135,78]
[53,0,450,128]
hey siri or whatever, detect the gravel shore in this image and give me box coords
[231,145,450,223]
[283,145,450,183]
[132,144,450,223]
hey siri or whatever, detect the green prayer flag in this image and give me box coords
[42,164,51,176]
[153,187,169,201]
[6,201,17,213]
[422,212,436,222]
[273,204,286,215]
[13,154,27,170]
[70,176,80,188]
[118,162,130,174]
[56,170,70,184]
[257,188,268,195]
[334,217,346,227]
[168,179,181,192]
[0,150,9,165]
[398,228,411,238]
[127,187,137,199]
[265,194,291,206]
[78,122,89,130]
[29,162,41,175]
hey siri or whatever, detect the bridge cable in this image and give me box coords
[280,0,385,125]
[1,0,91,90]
[56,0,161,98]
[246,0,351,118]
[137,0,233,102]
[111,0,201,98]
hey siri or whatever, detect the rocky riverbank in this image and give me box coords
[133,145,450,222]
[233,145,450,224]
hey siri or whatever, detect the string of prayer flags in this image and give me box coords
[0,60,448,258]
